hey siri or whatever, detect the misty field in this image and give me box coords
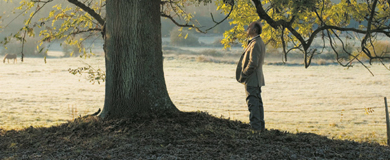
[1,52,390,144]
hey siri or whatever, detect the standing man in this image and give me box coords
[236,21,266,131]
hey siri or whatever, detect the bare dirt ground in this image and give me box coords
[1,53,390,145]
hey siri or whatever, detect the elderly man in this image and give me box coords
[236,21,266,131]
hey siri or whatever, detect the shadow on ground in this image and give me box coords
[1,111,389,159]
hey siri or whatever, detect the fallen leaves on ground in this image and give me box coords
[1,111,389,159]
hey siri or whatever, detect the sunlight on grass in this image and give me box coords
[1,57,390,145]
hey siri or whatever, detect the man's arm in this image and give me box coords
[242,43,261,76]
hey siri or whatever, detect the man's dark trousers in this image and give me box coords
[245,85,264,130]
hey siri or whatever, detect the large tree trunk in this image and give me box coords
[100,0,178,118]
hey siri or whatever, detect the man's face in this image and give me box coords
[246,23,256,37]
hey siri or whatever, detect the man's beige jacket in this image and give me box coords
[236,36,265,87]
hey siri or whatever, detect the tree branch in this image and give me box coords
[251,0,282,28]
[160,1,234,34]
[70,28,102,36]
[161,13,204,33]
[67,0,104,26]
[251,0,310,67]
[251,0,389,69]
[361,0,379,63]
[205,4,234,33]
[21,0,52,62]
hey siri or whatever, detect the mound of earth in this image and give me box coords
[1,111,389,159]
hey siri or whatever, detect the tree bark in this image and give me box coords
[100,0,178,118]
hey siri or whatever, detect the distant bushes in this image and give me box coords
[211,38,224,47]
[333,43,355,61]
[195,55,214,62]
[170,28,200,46]
[200,49,223,57]
[359,41,390,60]
[62,43,83,57]
[330,41,390,62]
[1,37,46,57]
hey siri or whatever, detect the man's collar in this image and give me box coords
[250,35,260,41]
[247,35,260,45]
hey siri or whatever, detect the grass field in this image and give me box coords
[1,52,390,144]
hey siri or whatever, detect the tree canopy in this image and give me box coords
[0,0,224,60]
[218,0,390,72]
[1,0,389,75]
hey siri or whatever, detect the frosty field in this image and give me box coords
[1,54,390,144]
